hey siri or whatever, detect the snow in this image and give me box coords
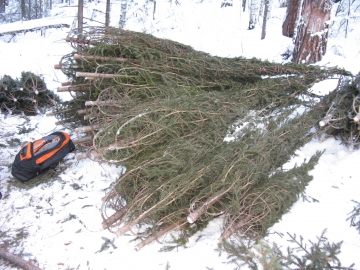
[1,0,360,269]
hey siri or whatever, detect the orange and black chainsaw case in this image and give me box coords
[11,132,75,182]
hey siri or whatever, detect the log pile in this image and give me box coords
[51,26,358,249]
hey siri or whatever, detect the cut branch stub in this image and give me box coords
[57,86,88,92]
[85,100,123,107]
[101,207,128,229]
[75,151,101,161]
[74,53,128,62]
[76,72,123,79]
[75,124,100,133]
[135,222,183,251]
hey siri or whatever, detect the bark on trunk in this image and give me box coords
[21,0,26,20]
[282,0,302,37]
[105,0,110,27]
[292,0,332,64]
[28,0,31,20]
[0,248,43,270]
[261,0,270,39]
[78,0,83,36]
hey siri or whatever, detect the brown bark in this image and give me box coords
[61,81,73,86]
[282,0,302,37]
[292,0,332,64]
[0,248,43,270]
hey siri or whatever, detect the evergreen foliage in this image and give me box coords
[0,72,59,115]
[52,26,358,247]
[220,229,355,269]
[347,200,360,234]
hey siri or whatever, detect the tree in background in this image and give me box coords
[291,0,333,64]
[21,0,26,19]
[119,0,127,28]
[260,0,271,39]
[0,0,5,13]
[78,0,83,35]
[105,0,110,27]
[282,0,302,37]
[248,0,259,29]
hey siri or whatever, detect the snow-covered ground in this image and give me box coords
[1,0,359,269]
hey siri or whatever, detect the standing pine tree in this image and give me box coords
[292,0,332,64]
[282,0,302,37]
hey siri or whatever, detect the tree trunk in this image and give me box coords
[0,0,5,13]
[105,0,110,27]
[119,0,127,28]
[282,0,302,37]
[20,0,26,20]
[28,0,31,20]
[260,0,270,39]
[292,0,332,64]
[248,0,259,29]
[35,0,38,18]
[40,0,43,18]
[78,0,83,36]
[0,248,43,270]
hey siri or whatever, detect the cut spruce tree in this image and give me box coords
[51,26,358,248]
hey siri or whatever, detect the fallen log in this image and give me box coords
[0,248,43,270]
